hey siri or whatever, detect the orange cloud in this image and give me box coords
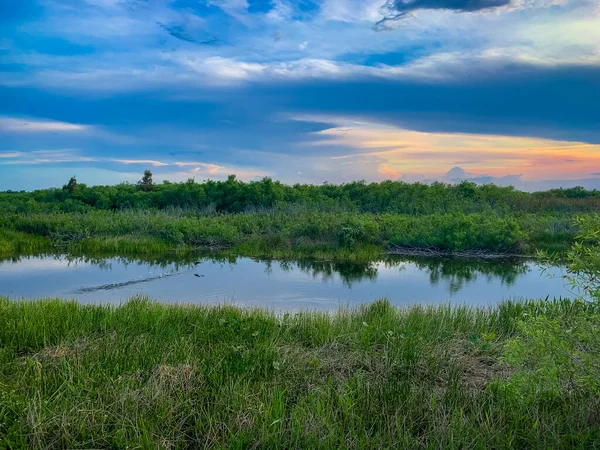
[379,163,400,180]
[307,118,600,181]
[191,163,222,174]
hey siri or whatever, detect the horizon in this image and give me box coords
[3,169,600,195]
[1,0,599,191]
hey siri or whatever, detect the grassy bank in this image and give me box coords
[0,209,582,259]
[1,297,598,449]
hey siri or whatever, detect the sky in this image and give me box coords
[1,0,599,191]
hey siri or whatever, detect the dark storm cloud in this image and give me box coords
[261,64,600,144]
[375,0,511,29]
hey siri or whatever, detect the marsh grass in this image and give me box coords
[0,209,584,260]
[0,230,51,256]
[0,297,598,449]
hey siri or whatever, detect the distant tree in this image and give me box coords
[138,170,154,192]
[63,176,77,193]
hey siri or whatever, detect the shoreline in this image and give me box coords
[386,245,534,260]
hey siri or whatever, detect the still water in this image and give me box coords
[0,254,570,310]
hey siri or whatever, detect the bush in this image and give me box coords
[498,307,600,404]
[496,215,600,406]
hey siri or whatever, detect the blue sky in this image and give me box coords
[1,0,599,190]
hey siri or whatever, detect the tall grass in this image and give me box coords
[0,230,51,255]
[0,297,598,449]
[0,209,584,259]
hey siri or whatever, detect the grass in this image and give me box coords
[0,230,51,256]
[1,297,598,449]
[0,209,584,259]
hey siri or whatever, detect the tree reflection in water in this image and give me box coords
[4,251,533,295]
[403,256,530,294]
[272,256,530,290]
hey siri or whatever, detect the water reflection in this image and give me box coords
[226,255,530,289]
[408,257,530,293]
[2,251,533,292]
[1,250,567,308]
[0,251,199,271]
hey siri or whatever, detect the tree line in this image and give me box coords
[2,171,600,215]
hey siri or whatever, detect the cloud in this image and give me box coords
[0,149,97,165]
[0,117,88,133]
[110,159,169,167]
[0,148,268,183]
[379,162,400,179]
[444,166,471,179]
[436,166,600,192]
[295,114,600,181]
[320,0,382,23]
[157,22,220,46]
[170,55,368,84]
[8,39,599,93]
[208,0,252,23]
[1,0,599,192]
[442,165,524,185]
[0,115,139,146]
[175,162,223,174]
[382,0,511,15]
[0,152,21,158]
[0,149,169,167]
[3,0,598,95]
[375,0,511,29]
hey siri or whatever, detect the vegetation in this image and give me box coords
[0,296,598,449]
[137,170,155,193]
[0,208,581,258]
[495,214,600,438]
[1,189,599,448]
[0,176,596,259]
[3,175,600,215]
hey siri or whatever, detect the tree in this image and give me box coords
[63,176,77,193]
[138,169,154,192]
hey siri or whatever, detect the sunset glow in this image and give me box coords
[1,0,598,190]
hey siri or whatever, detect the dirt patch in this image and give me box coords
[458,353,508,390]
[32,340,90,361]
[152,364,199,392]
[278,342,390,385]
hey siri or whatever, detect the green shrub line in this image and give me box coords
[0,296,598,449]
[0,210,583,259]
[3,176,600,215]
[3,178,596,258]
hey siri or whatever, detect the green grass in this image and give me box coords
[0,209,583,259]
[1,297,598,449]
[0,230,51,256]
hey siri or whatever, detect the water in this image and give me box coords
[0,253,571,311]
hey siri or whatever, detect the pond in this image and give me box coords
[0,253,571,310]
